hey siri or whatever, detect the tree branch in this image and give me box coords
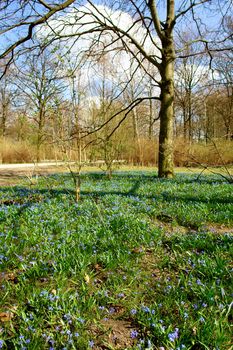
[0,0,75,61]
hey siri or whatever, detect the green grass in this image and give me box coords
[0,171,232,349]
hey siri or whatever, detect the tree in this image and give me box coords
[45,0,232,177]
[87,53,125,177]
[174,32,210,141]
[0,72,11,137]
[213,50,233,140]
[0,0,75,72]
[14,49,65,162]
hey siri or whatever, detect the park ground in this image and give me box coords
[0,166,232,349]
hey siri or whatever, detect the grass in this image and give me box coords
[0,170,232,349]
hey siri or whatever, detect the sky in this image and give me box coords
[1,0,229,57]
[0,0,232,88]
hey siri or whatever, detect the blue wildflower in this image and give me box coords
[117,292,125,298]
[147,339,152,347]
[89,340,94,348]
[141,306,150,313]
[130,308,137,315]
[168,328,179,342]
[77,317,85,324]
[130,330,138,339]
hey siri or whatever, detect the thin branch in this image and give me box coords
[148,0,163,40]
[79,96,161,139]
[0,0,75,61]
[175,0,210,22]
[37,0,53,10]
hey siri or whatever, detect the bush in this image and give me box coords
[0,139,33,163]
[174,138,233,167]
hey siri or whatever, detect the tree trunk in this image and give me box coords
[132,107,142,164]
[75,174,81,202]
[188,90,192,142]
[36,107,44,163]
[158,36,175,178]
[148,97,153,139]
[0,89,8,138]
[183,106,187,140]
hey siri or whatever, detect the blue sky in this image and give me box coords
[0,1,231,61]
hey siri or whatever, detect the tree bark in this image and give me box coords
[36,105,45,163]
[0,88,9,138]
[158,35,175,178]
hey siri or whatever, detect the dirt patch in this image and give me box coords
[151,218,189,235]
[93,319,137,349]
[0,176,23,187]
[0,194,44,206]
[152,218,233,236]
[0,272,19,285]
[0,165,67,187]
[204,223,233,234]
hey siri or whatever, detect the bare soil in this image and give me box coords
[92,319,137,349]
[0,164,67,186]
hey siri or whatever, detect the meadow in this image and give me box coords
[0,171,232,350]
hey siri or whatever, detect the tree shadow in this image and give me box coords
[0,172,232,209]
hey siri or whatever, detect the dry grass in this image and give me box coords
[1,137,232,168]
[0,139,33,163]
[174,138,233,167]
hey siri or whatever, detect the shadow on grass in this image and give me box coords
[0,172,232,206]
[0,175,232,234]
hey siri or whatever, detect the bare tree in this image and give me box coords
[175,34,209,141]
[43,0,232,177]
[14,48,65,162]
[0,72,11,137]
[213,51,233,140]
[0,0,75,71]
[87,53,124,177]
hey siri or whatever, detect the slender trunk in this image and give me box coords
[158,36,175,178]
[132,107,139,140]
[183,107,187,140]
[0,90,8,137]
[188,90,192,141]
[225,123,230,140]
[36,107,44,163]
[132,107,142,164]
[75,173,81,202]
[1,109,7,137]
[148,98,153,139]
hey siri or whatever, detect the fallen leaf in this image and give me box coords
[0,272,18,284]
[94,264,102,271]
[0,312,14,322]
[84,274,90,284]
[132,247,144,254]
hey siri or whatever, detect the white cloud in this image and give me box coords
[37,3,161,101]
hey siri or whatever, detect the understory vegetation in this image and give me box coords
[1,138,233,167]
[0,171,232,349]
